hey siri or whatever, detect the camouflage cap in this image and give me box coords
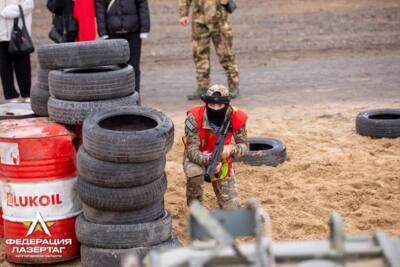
[205,84,230,97]
[201,85,231,104]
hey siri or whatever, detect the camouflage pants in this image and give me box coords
[192,21,239,90]
[183,158,240,209]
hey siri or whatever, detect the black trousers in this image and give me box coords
[0,41,31,100]
[110,32,142,93]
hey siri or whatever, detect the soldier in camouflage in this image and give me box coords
[179,0,240,100]
[183,85,248,209]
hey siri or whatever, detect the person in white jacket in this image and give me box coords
[0,0,34,103]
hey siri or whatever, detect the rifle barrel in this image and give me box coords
[204,118,231,182]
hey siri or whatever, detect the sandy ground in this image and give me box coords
[166,101,400,243]
[0,0,399,266]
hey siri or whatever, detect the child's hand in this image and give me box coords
[221,145,235,159]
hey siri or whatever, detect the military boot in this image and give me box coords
[230,88,240,99]
[187,87,207,100]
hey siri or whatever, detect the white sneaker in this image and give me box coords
[7,98,20,103]
[22,97,30,103]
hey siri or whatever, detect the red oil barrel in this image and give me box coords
[0,102,36,237]
[0,203,3,237]
[0,118,81,264]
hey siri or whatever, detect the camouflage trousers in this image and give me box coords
[192,21,239,90]
[183,158,240,209]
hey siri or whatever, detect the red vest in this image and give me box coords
[187,105,248,176]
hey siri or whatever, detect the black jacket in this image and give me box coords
[47,0,77,42]
[47,0,72,15]
[95,0,150,37]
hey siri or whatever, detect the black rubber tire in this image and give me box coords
[235,137,287,166]
[356,109,400,138]
[37,68,50,91]
[78,173,167,211]
[30,84,50,117]
[80,237,181,267]
[48,65,135,101]
[78,148,165,188]
[47,93,139,125]
[83,106,174,163]
[82,199,164,224]
[37,39,130,69]
[76,211,172,249]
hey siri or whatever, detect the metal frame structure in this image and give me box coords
[143,199,400,267]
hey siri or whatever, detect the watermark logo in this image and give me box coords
[26,212,51,237]
[4,211,75,256]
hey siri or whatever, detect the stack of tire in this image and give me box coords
[30,67,50,116]
[76,106,179,267]
[36,39,139,128]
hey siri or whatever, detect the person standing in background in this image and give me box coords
[179,0,240,100]
[47,0,78,43]
[47,0,96,43]
[0,0,34,103]
[95,0,150,97]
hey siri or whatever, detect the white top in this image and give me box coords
[0,0,34,42]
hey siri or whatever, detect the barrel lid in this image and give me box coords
[0,103,35,120]
[0,117,72,139]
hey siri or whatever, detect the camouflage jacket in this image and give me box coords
[179,0,229,24]
[184,106,249,166]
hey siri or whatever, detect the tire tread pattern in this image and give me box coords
[78,148,165,188]
[37,40,130,69]
[30,85,50,116]
[83,107,174,163]
[76,211,172,249]
[82,200,164,224]
[48,94,138,125]
[77,174,167,211]
[48,65,135,101]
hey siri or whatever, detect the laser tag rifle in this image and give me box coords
[204,115,232,183]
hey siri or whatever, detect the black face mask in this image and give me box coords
[206,104,228,127]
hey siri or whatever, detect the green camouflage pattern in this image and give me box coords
[179,0,239,91]
[179,0,229,24]
[185,158,240,209]
[192,21,239,90]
